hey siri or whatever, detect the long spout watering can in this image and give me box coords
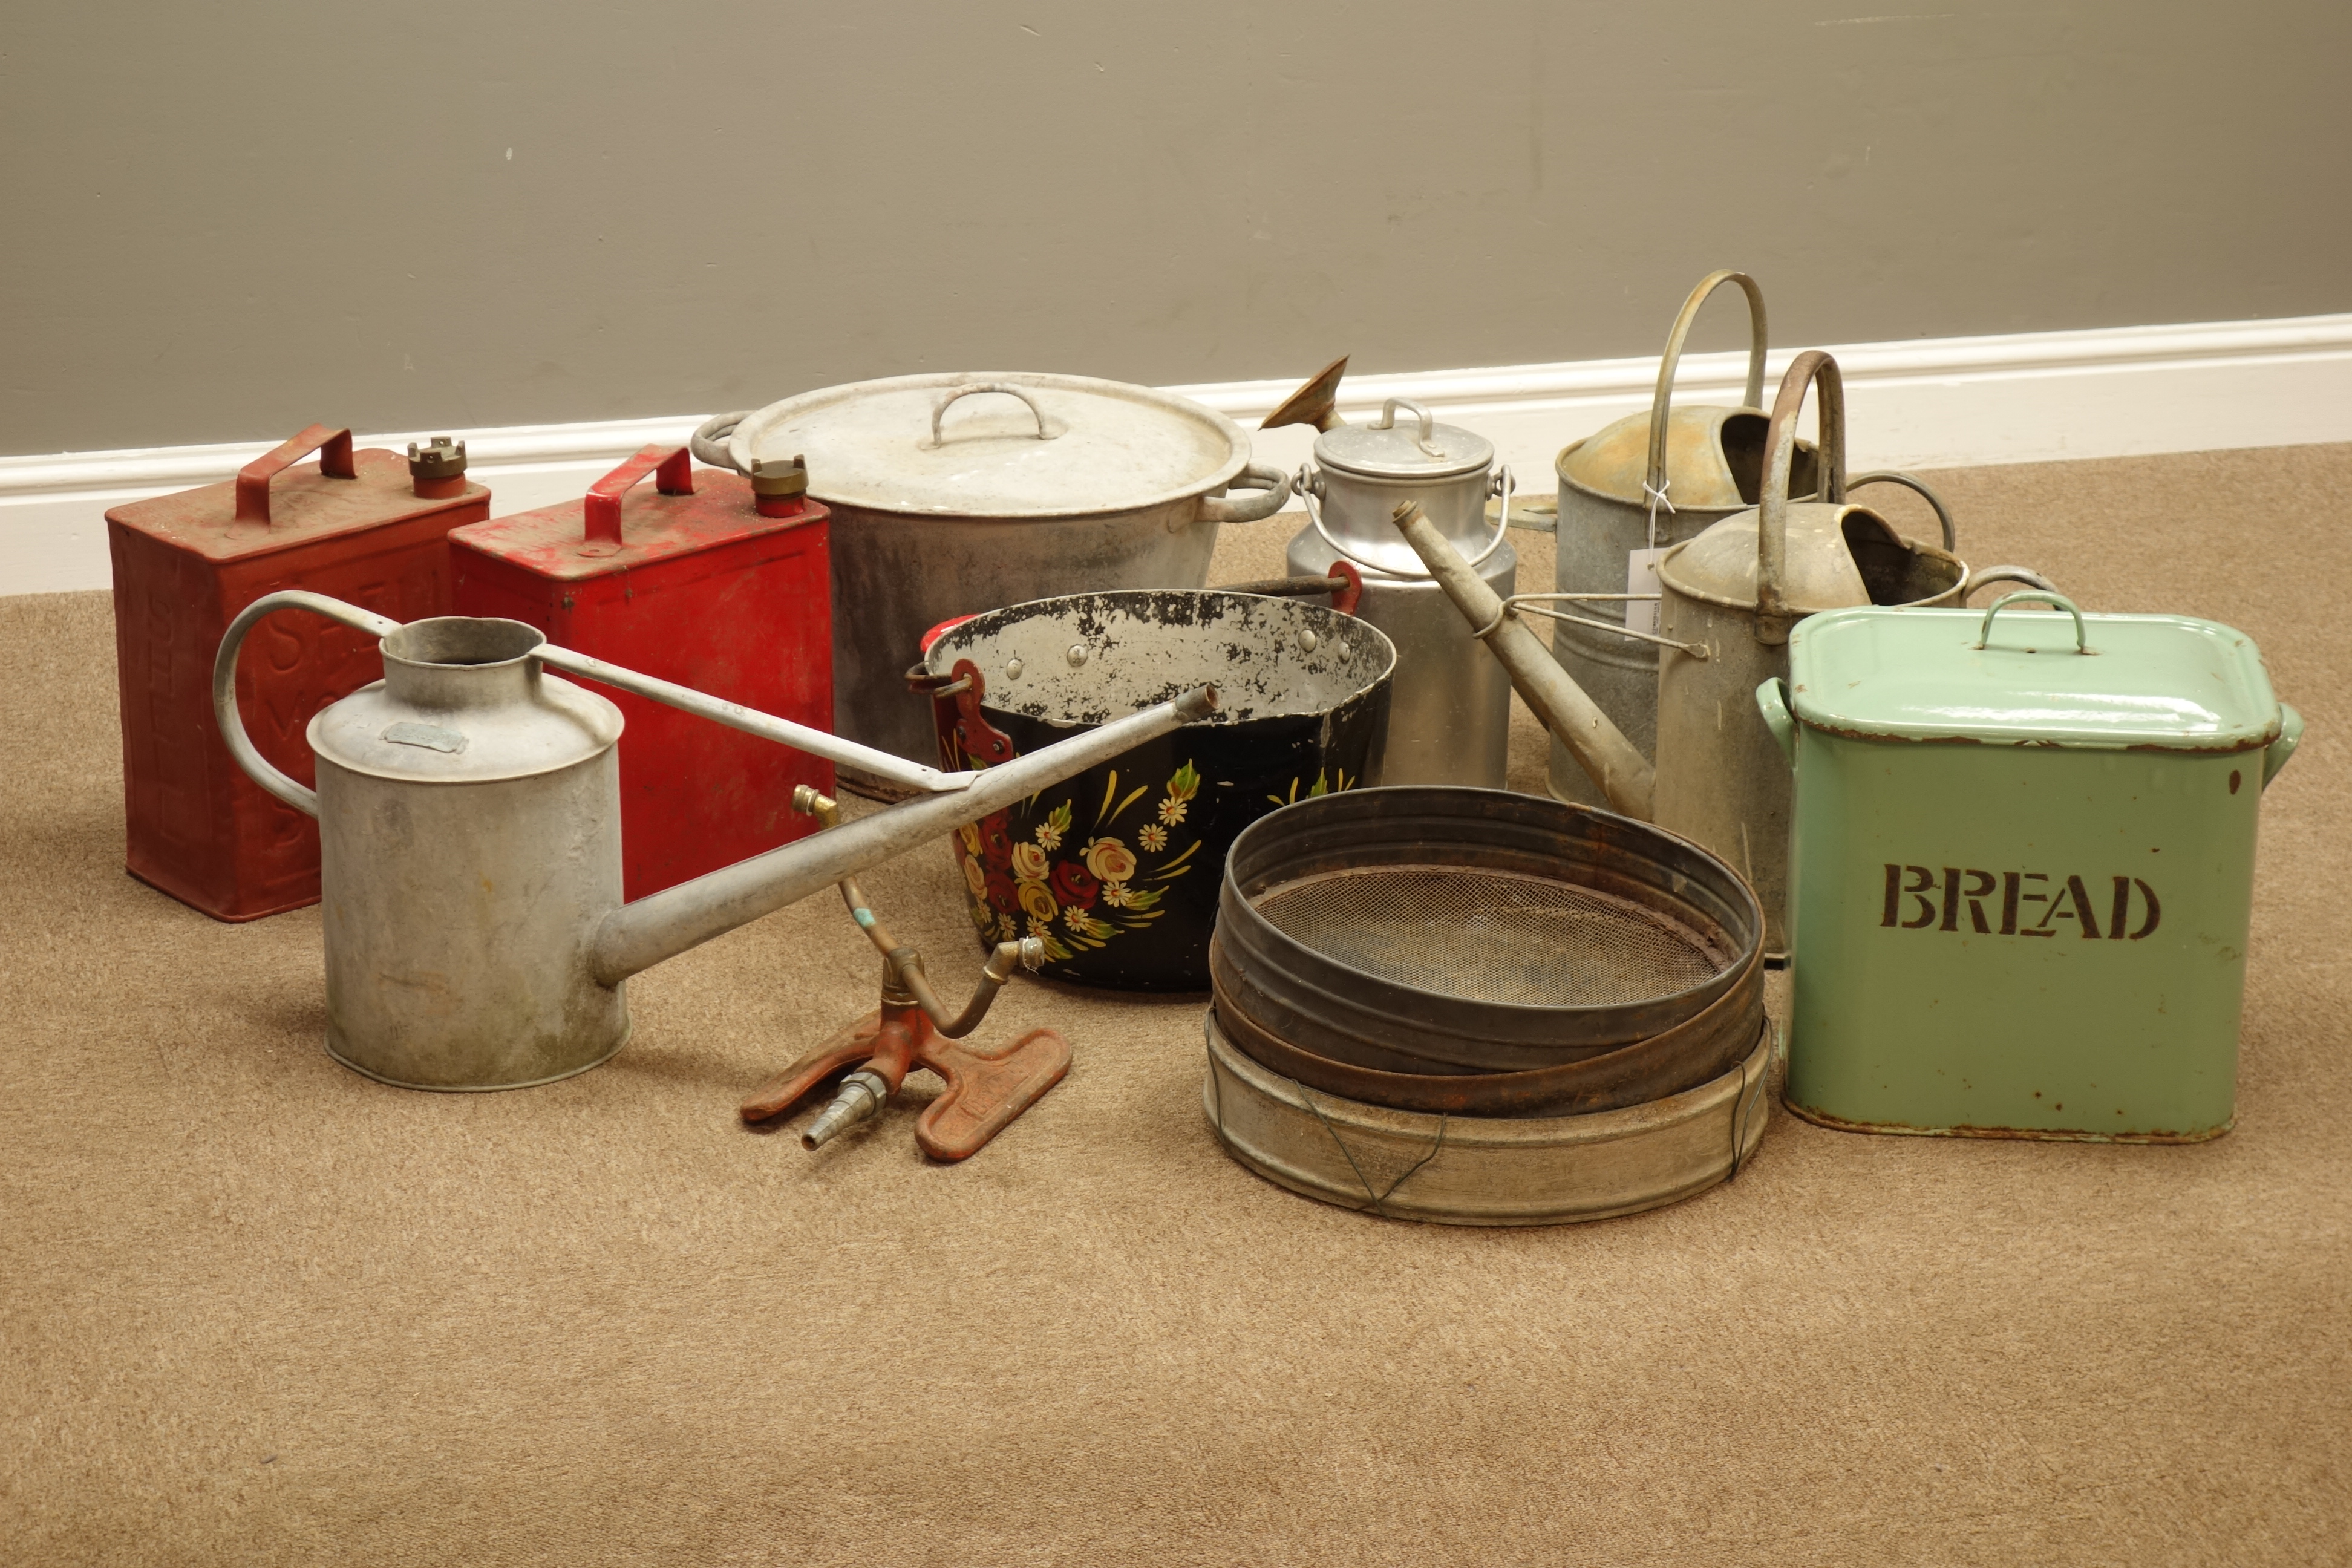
[1395,350,2052,958]
[213,590,1215,1091]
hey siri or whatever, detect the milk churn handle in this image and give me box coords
[1305,465,1511,579]
[1975,590,2091,654]
[582,445,694,545]
[1368,397,1445,459]
[234,425,358,525]
[1757,350,1846,628]
[1644,272,1769,511]
[1845,471,1956,552]
[211,590,403,818]
[929,383,1062,447]
[691,411,748,471]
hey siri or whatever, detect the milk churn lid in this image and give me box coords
[720,372,1251,518]
[1786,599,2284,751]
[1314,399,1493,480]
[1556,407,1748,509]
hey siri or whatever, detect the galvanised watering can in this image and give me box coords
[1392,350,2050,958]
[213,591,1213,1091]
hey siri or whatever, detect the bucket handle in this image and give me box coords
[1305,462,1512,580]
[1975,590,2091,654]
[234,425,358,524]
[211,590,405,818]
[1756,350,1847,637]
[1755,678,1798,768]
[1844,471,1956,552]
[1644,272,1769,528]
[583,445,694,546]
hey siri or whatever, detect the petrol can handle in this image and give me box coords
[2263,703,2303,790]
[234,425,358,524]
[1755,678,1798,769]
[1757,350,1846,632]
[211,590,405,818]
[1975,590,2091,654]
[1644,272,1769,517]
[1844,470,1957,553]
[583,444,694,545]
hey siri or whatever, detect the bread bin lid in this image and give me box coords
[722,372,1250,519]
[1787,601,2284,751]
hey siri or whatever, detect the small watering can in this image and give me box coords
[1392,350,2052,957]
[1262,358,1515,789]
[212,591,1213,1093]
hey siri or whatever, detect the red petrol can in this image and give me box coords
[449,445,833,900]
[108,426,488,921]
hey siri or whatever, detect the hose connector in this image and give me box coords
[801,1068,890,1151]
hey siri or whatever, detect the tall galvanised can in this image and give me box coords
[448,445,832,901]
[107,426,486,920]
[1760,593,2304,1142]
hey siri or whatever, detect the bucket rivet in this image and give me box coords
[1337,642,1351,659]
[1066,643,1089,668]
[1298,629,1319,653]
[1005,657,1024,680]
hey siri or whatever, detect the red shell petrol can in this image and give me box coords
[448,444,832,900]
[107,426,488,921]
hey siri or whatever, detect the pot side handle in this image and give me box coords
[692,411,749,471]
[212,590,405,820]
[1194,462,1293,526]
[2263,703,2303,791]
[1755,678,1798,769]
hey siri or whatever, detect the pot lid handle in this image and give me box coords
[1644,272,1768,520]
[1368,397,1445,459]
[929,383,1062,448]
[1757,350,1846,630]
[583,444,694,546]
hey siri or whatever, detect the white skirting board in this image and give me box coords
[5,313,2350,598]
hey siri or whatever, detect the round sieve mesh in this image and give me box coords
[1251,864,1730,1008]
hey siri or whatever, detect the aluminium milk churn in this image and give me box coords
[1653,351,2001,958]
[1269,365,1515,788]
[1760,593,2304,1141]
[106,425,487,921]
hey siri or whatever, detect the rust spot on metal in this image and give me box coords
[1782,1097,2230,1145]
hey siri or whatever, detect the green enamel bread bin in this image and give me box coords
[1757,592,2302,1142]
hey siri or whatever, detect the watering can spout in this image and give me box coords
[586,685,1217,985]
[1388,501,1657,821]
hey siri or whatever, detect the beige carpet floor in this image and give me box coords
[4,446,2348,1565]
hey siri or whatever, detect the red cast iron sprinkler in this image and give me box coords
[739,785,1068,1161]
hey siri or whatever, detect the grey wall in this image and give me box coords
[5,0,2348,456]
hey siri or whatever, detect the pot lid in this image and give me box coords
[1314,398,1492,480]
[1658,501,1911,615]
[1556,406,1749,509]
[1786,603,2284,750]
[723,372,1250,518]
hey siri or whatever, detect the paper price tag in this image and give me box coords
[1625,548,1667,636]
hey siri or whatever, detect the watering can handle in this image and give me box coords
[583,445,694,545]
[1645,271,1768,510]
[1757,350,1847,630]
[234,425,358,524]
[211,590,405,819]
[1844,471,1956,553]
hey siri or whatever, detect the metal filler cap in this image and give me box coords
[1315,398,1492,482]
[406,436,468,481]
[1787,596,2287,751]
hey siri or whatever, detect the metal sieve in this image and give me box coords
[1213,787,1763,1083]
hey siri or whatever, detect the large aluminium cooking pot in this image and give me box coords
[695,374,1292,783]
[921,589,1393,992]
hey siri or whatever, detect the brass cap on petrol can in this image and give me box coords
[407,436,469,498]
[751,454,809,517]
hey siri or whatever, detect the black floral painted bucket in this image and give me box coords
[920,590,1394,991]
